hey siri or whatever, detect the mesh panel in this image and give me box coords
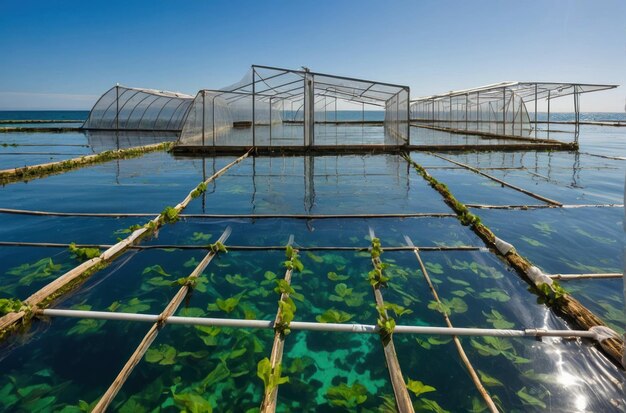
[176,65,410,149]
[83,86,193,131]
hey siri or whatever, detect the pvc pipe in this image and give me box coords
[39,309,598,339]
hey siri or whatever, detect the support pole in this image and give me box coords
[252,68,256,147]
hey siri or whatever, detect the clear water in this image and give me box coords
[0,113,624,412]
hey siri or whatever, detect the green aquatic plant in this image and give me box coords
[257,358,289,397]
[327,271,349,281]
[306,251,324,263]
[427,297,468,315]
[209,241,227,253]
[189,232,212,242]
[161,206,179,224]
[478,288,511,303]
[536,281,567,306]
[145,344,177,365]
[477,370,504,387]
[328,283,367,307]
[376,305,396,344]
[482,309,514,329]
[172,275,208,292]
[532,222,555,236]
[470,336,530,364]
[225,273,256,288]
[0,298,29,315]
[190,181,208,199]
[574,228,616,245]
[326,382,367,408]
[283,245,304,272]
[516,387,547,409]
[214,293,244,313]
[107,298,151,313]
[406,378,436,397]
[275,297,296,336]
[425,262,444,274]
[114,224,142,238]
[68,243,101,261]
[520,236,545,247]
[368,266,390,288]
[172,390,213,413]
[416,336,452,350]
[450,259,504,279]
[316,308,354,323]
[5,257,63,288]
[383,301,413,317]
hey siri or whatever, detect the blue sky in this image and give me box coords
[0,0,624,111]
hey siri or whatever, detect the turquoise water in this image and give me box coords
[0,115,624,411]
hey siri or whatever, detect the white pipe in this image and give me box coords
[40,309,598,339]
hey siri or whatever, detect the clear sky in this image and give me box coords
[0,0,624,111]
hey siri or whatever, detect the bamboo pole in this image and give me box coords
[0,241,484,253]
[465,204,624,210]
[405,236,498,413]
[428,153,562,206]
[92,228,231,412]
[369,230,415,413]
[403,154,625,368]
[260,237,295,413]
[0,208,456,219]
[0,150,251,340]
[549,273,622,280]
[0,142,174,185]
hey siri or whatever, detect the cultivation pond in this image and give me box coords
[0,125,624,412]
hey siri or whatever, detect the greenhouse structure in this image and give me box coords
[82,86,194,132]
[175,65,410,151]
[410,82,618,143]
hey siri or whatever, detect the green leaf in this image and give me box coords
[384,302,413,317]
[516,387,546,409]
[215,294,242,313]
[172,391,213,413]
[68,242,101,261]
[520,236,545,247]
[0,298,29,315]
[145,344,177,365]
[478,288,510,302]
[189,232,212,242]
[483,309,514,329]
[427,297,467,315]
[306,251,324,263]
[406,379,436,397]
[142,264,171,277]
[257,358,289,396]
[327,271,349,281]
[224,273,256,288]
[477,370,503,387]
[447,276,470,286]
[67,318,104,335]
[425,262,444,274]
[316,308,354,323]
[326,382,368,408]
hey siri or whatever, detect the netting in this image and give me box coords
[177,65,410,148]
[83,86,194,131]
[411,82,617,143]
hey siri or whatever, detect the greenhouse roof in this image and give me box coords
[412,81,618,103]
[218,64,410,107]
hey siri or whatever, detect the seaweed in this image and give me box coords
[315,308,354,323]
[0,298,29,315]
[190,182,208,199]
[68,243,101,262]
[257,358,289,399]
[161,206,179,224]
[376,305,396,345]
[406,378,436,397]
[326,382,368,408]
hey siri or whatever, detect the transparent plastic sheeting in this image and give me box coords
[83,86,194,131]
[177,65,411,147]
[410,82,617,138]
